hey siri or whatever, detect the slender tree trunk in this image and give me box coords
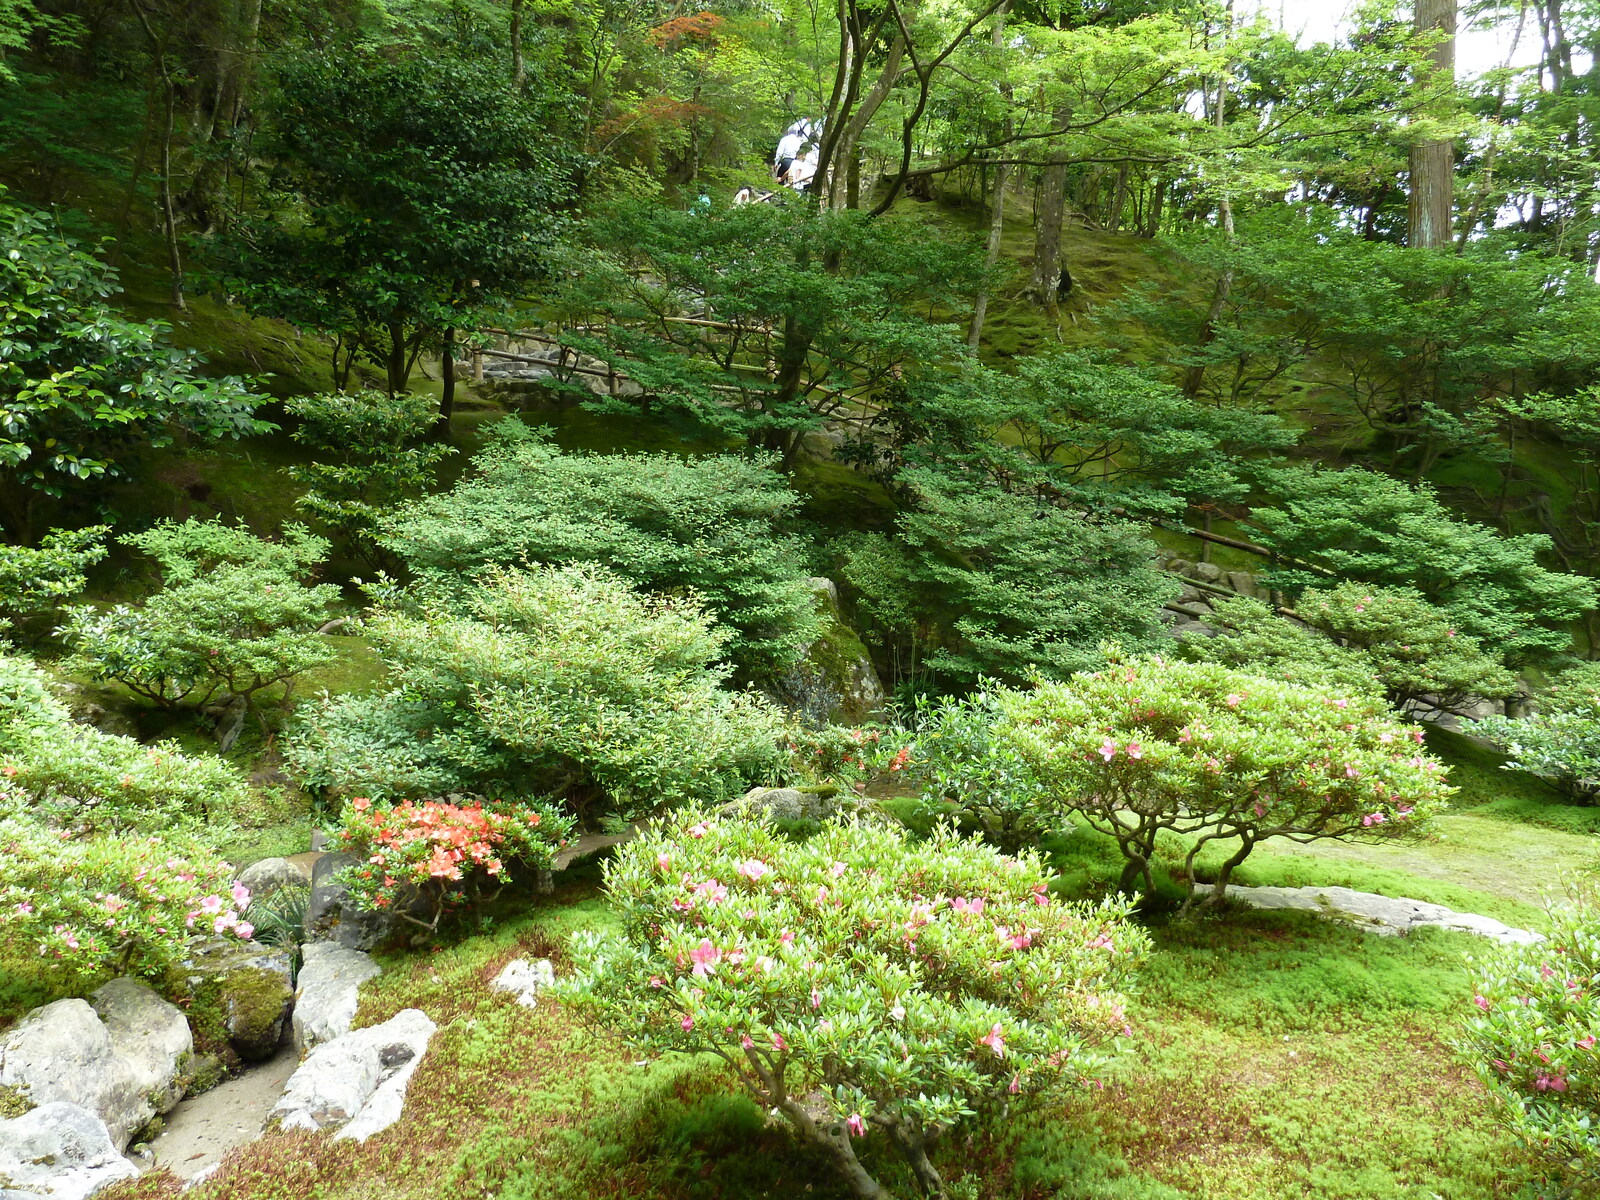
[1407,0,1457,249]
[966,1,1012,351]
[438,327,456,433]
[511,0,526,86]
[1027,112,1071,308]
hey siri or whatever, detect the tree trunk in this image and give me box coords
[511,0,526,86]
[1027,114,1071,308]
[966,1,1012,351]
[1407,0,1457,249]
[438,327,456,434]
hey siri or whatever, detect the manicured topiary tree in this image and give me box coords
[1459,886,1600,1192]
[997,653,1453,900]
[556,813,1147,1200]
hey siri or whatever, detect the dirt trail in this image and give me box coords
[144,1047,299,1180]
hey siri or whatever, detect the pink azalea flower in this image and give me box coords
[689,939,721,976]
[771,1033,787,1052]
[231,882,251,909]
[979,1024,1007,1058]
[681,1014,695,1031]
[1126,742,1143,760]
[1473,994,1492,1012]
[650,976,664,988]
[1088,934,1115,951]
[234,921,255,940]
[830,861,847,877]
[737,859,771,883]
[688,823,709,839]
[1225,694,1243,708]
[1009,1073,1021,1094]
[199,895,224,915]
[845,1113,866,1137]
[740,1035,755,1049]
[811,988,822,1009]
[1579,1035,1597,1051]
[656,853,671,871]
[1379,732,1394,744]
[1333,698,1349,710]
[1344,765,1360,778]
[1098,738,1117,762]
[779,931,795,945]
[213,912,237,934]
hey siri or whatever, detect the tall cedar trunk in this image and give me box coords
[1027,108,1071,306]
[1407,0,1456,249]
[967,1,1012,350]
[1181,71,1235,398]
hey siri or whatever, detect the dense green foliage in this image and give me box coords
[0,198,267,537]
[1460,885,1600,1190]
[285,390,454,570]
[62,520,339,728]
[384,421,820,676]
[289,565,787,819]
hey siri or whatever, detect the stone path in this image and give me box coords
[1193,882,1542,944]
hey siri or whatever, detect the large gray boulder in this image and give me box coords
[292,942,382,1053]
[271,1008,436,1142]
[1192,883,1542,945]
[235,856,311,901]
[764,579,887,726]
[89,979,193,1116]
[0,1000,148,1151]
[305,853,396,950]
[0,1102,138,1200]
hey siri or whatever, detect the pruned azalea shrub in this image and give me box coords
[0,818,253,983]
[1459,887,1600,1191]
[998,653,1453,899]
[556,813,1148,1199]
[330,795,573,936]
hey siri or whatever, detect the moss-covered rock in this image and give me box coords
[183,940,294,1065]
[765,578,887,725]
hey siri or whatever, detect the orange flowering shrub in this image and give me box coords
[331,796,573,935]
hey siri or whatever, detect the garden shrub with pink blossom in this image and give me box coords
[1459,887,1600,1191]
[330,795,574,935]
[998,652,1454,900]
[0,817,253,984]
[555,812,1148,1200]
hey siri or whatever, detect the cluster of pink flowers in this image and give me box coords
[184,881,255,940]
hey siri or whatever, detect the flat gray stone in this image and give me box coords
[292,942,381,1053]
[1193,883,1542,945]
[271,1008,435,1142]
[235,857,311,901]
[0,1102,138,1200]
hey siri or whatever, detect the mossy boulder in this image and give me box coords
[183,940,294,1064]
[764,578,887,726]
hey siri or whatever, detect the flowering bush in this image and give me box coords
[786,725,900,791]
[1459,886,1600,1190]
[556,813,1147,1199]
[331,795,574,935]
[0,818,252,983]
[998,652,1453,900]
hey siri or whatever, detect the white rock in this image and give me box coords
[0,1102,139,1200]
[1193,883,1543,945]
[490,959,556,1008]
[292,942,382,1053]
[0,1001,142,1152]
[271,1008,436,1142]
[91,978,194,1116]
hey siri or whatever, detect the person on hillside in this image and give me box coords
[773,121,808,183]
[786,145,820,192]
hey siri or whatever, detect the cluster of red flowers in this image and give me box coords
[334,797,568,912]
